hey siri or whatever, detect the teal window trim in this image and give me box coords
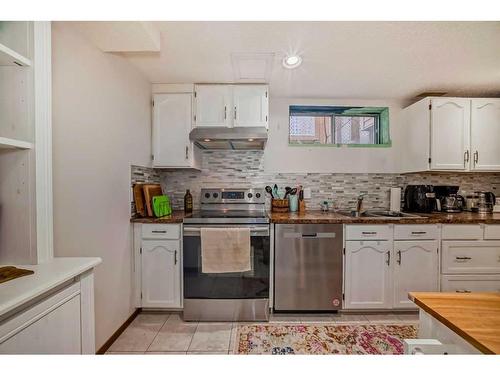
[289,106,391,147]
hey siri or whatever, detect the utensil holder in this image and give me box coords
[289,195,298,212]
[272,198,289,212]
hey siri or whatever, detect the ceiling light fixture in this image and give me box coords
[204,138,211,142]
[248,138,254,142]
[282,54,302,69]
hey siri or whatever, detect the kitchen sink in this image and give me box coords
[338,210,426,219]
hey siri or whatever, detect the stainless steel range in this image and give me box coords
[183,187,270,321]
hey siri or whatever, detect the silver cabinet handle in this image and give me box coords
[152,230,167,234]
[455,256,472,261]
[464,150,469,166]
[224,105,227,120]
[234,106,237,120]
[386,251,391,266]
[185,145,189,159]
[456,289,471,293]
[174,250,177,265]
[474,151,479,165]
[397,250,402,265]
[411,231,426,235]
[362,231,377,235]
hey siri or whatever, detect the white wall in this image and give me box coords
[265,97,405,173]
[51,22,151,350]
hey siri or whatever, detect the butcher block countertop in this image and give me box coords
[409,292,500,354]
[131,210,500,224]
[268,210,500,224]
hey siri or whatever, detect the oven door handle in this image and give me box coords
[183,226,269,235]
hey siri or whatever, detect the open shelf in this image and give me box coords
[0,43,32,67]
[0,137,33,150]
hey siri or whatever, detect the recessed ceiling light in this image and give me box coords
[248,138,254,142]
[282,54,302,69]
[204,138,211,142]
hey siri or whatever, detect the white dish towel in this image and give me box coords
[201,227,251,273]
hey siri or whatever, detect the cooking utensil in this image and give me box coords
[133,184,146,217]
[265,185,274,199]
[273,184,279,198]
[288,188,297,196]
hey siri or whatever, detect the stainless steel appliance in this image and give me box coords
[403,185,436,213]
[183,187,270,321]
[476,191,496,213]
[189,127,268,150]
[274,224,343,311]
[434,186,464,213]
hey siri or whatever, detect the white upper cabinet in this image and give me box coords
[393,241,439,308]
[141,240,181,308]
[401,96,500,173]
[194,85,232,127]
[430,98,470,171]
[470,99,500,171]
[233,85,268,128]
[193,84,268,129]
[152,93,200,169]
[344,241,392,309]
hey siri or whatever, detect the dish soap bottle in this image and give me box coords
[184,189,193,213]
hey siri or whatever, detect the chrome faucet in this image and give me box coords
[356,194,365,215]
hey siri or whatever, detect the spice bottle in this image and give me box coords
[184,189,193,213]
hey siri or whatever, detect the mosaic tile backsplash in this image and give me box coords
[131,151,500,214]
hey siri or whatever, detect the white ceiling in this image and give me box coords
[101,22,500,101]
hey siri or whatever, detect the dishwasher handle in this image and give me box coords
[283,232,337,239]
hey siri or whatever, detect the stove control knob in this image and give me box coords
[256,193,261,198]
[204,193,210,199]
[213,193,218,198]
[247,193,253,198]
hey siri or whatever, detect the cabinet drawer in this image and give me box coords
[345,225,392,240]
[394,225,439,240]
[441,225,483,240]
[441,240,500,274]
[142,224,180,240]
[484,225,500,240]
[441,275,500,293]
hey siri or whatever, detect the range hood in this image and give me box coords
[189,127,268,150]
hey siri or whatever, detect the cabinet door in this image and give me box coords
[430,98,470,170]
[233,85,268,128]
[470,99,500,171]
[194,85,232,127]
[153,93,193,167]
[344,241,391,309]
[141,240,181,308]
[393,241,438,308]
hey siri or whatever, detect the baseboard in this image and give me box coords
[96,308,141,354]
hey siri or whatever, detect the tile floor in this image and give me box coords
[106,311,419,354]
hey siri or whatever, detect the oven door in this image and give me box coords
[183,224,270,299]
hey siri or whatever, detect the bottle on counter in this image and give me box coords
[184,189,193,213]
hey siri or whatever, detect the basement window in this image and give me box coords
[289,105,390,147]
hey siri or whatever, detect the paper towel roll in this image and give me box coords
[390,187,402,212]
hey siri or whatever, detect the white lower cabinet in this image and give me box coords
[441,274,500,293]
[393,241,439,308]
[344,240,392,309]
[137,224,183,309]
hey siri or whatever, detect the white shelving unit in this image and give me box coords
[0,42,32,66]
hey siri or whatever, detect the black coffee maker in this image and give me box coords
[434,185,465,213]
[403,185,436,213]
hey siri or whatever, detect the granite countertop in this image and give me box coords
[268,210,500,224]
[130,211,187,223]
[131,210,500,224]
[410,292,500,354]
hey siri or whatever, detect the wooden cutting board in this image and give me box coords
[133,184,146,217]
[143,184,163,217]
[0,266,34,284]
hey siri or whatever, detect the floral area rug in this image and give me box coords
[233,324,417,355]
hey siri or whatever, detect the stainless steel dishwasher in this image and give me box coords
[274,224,343,311]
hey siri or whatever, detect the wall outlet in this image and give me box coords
[303,187,312,199]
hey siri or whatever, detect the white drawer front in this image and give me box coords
[441,240,500,274]
[441,275,500,293]
[441,225,483,240]
[142,224,180,240]
[484,225,500,240]
[394,225,439,240]
[345,225,392,240]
